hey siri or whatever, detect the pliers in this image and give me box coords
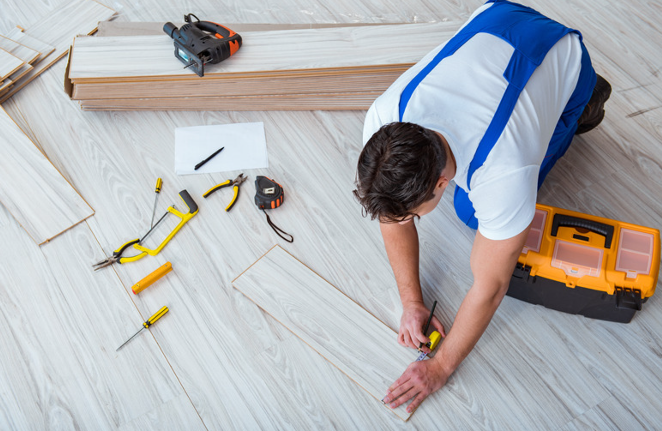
[203,173,247,211]
[92,208,171,271]
[92,238,147,270]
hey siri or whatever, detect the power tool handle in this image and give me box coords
[197,21,239,40]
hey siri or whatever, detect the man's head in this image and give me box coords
[354,122,450,223]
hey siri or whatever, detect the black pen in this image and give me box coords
[419,300,438,350]
[194,146,224,170]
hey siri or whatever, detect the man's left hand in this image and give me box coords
[383,359,450,413]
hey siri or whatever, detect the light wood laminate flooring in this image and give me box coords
[1,0,661,429]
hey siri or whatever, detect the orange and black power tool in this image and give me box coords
[163,13,242,77]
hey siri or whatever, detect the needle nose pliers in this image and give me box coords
[203,173,247,211]
[92,238,145,270]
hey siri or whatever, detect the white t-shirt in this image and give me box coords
[363,4,583,240]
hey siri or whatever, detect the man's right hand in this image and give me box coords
[399,301,446,351]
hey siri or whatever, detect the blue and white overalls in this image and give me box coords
[399,0,597,229]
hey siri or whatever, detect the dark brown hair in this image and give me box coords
[354,122,447,222]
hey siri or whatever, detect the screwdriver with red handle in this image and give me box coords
[116,306,169,351]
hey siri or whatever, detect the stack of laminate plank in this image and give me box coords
[0,36,42,98]
[66,21,462,111]
[0,0,116,103]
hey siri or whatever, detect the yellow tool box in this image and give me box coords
[508,204,660,323]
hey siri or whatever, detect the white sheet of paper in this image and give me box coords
[175,122,268,175]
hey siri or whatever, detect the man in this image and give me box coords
[353,0,611,413]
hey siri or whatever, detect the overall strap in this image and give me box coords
[398,0,580,190]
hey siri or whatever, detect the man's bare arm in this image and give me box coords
[381,221,445,348]
[384,223,531,412]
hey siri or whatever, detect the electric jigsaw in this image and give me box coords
[163,13,242,77]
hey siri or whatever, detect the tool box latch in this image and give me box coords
[513,263,532,280]
[615,287,643,311]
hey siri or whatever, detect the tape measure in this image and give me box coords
[416,331,442,361]
[254,176,293,243]
[254,176,284,209]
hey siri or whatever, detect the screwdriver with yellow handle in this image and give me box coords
[116,306,169,351]
[132,262,173,294]
[150,178,163,228]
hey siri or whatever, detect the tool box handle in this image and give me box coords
[551,214,614,249]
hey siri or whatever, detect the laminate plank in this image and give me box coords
[560,396,649,431]
[67,22,460,81]
[0,48,25,80]
[3,0,662,429]
[0,35,40,64]
[0,107,94,244]
[532,307,662,429]
[5,64,418,427]
[21,0,115,52]
[71,69,405,99]
[0,205,204,430]
[78,92,381,111]
[3,29,55,63]
[0,79,12,96]
[0,36,38,90]
[96,21,403,37]
[117,394,206,431]
[66,22,462,111]
[233,245,415,421]
[7,63,33,83]
[251,336,413,429]
[0,0,116,103]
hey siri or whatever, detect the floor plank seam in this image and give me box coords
[84,217,210,430]
[4,102,98,221]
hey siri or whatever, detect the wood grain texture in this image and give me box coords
[0,35,37,91]
[0,35,40,64]
[232,245,415,421]
[1,0,662,428]
[0,78,12,96]
[20,0,115,52]
[96,20,403,37]
[0,48,25,80]
[68,22,459,80]
[560,396,649,431]
[77,92,381,111]
[71,68,406,99]
[3,29,55,64]
[0,204,205,430]
[7,63,33,83]
[67,22,459,110]
[0,0,115,103]
[0,106,93,244]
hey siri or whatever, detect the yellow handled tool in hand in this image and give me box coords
[203,173,247,211]
[132,262,173,294]
[415,331,442,361]
[116,306,169,351]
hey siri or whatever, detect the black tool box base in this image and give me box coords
[508,264,646,324]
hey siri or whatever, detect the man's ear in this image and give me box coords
[436,175,450,190]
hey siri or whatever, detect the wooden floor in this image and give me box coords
[1,0,661,429]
